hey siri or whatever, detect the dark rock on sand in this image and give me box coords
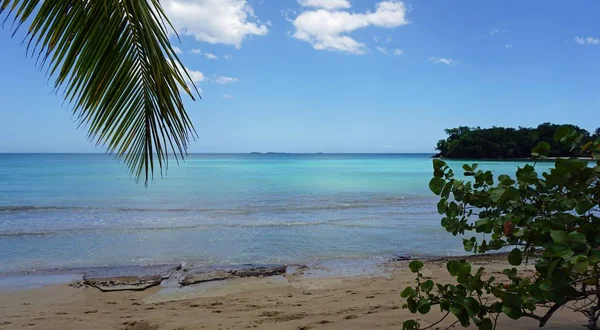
[228,264,286,277]
[178,270,232,286]
[392,255,413,261]
[179,264,286,286]
[83,264,180,292]
[85,276,164,292]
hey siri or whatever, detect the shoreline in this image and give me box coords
[0,252,505,291]
[0,252,586,330]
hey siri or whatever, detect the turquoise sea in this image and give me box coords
[0,154,550,273]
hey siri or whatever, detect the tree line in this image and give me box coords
[435,123,600,159]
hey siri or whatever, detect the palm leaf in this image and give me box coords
[1,0,199,184]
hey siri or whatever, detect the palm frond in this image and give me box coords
[1,0,199,184]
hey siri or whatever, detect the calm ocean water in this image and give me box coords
[0,153,549,273]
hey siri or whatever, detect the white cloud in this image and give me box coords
[374,35,393,43]
[224,54,232,59]
[575,36,600,45]
[163,0,269,48]
[222,94,234,99]
[376,46,388,54]
[298,0,351,10]
[393,48,403,56]
[173,46,183,54]
[186,68,206,83]
[189,48,221,60]
[489,28,504,36]
[171,58,205,83]
[505,44,513,49]
[429,57,457,66]
[172,62,204,95]
[214,76,240,84]
[290,1,409,54]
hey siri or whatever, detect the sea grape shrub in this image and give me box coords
[402,126,600,330]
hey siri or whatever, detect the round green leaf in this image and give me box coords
[479,318,493,330]
[589,249,600,264]
[531,141,551,157]
[459,262,472,275]
[408,260,424,273]
[572,255,589,274]
[508,248,522,266]
[575,200,593,215]
[550,230,568,244]
[437,199,447,214]
[429,177,446,195]
[402,320,420,330]
[569,232,587,244]
[416,299,431,314]
[489,187,505,203]
[420,280,434,292]
[447,261,461,276]
[400,287,416,298]
[502,304,523,320]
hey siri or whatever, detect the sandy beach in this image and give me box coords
[0,255,588,330]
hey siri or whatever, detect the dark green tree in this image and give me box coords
[435,123,592,159]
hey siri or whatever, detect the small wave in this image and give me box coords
[0,203,375,214]
[380,196,408,201]
[0,206,86,212]
[0,196,435,215]
[0,218,397,237]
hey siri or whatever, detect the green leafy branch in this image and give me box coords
[403,126,600,330]
[1,0,200,184]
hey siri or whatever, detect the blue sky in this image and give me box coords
[0,0,599,153]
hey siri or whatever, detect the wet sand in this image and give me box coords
[0,255,587,330]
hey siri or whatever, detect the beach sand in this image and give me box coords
[0,255,588,330]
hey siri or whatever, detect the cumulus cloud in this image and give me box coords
[376,46,388,54]
[290,1,409,54]
[489,28,504,36]
[214,76,240,84]
[298,0,350,10]
[163,0,269,48]
[173,46,183,54]
[186,68,206,83]
[189,48,220,60]
[429,57,457,66]
[374,35,393,43]
[393,48,403,56]
[575,36,600,45]
[171,60,205,86]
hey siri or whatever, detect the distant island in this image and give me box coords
[435,123,600,159]
[249,152,290,155]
